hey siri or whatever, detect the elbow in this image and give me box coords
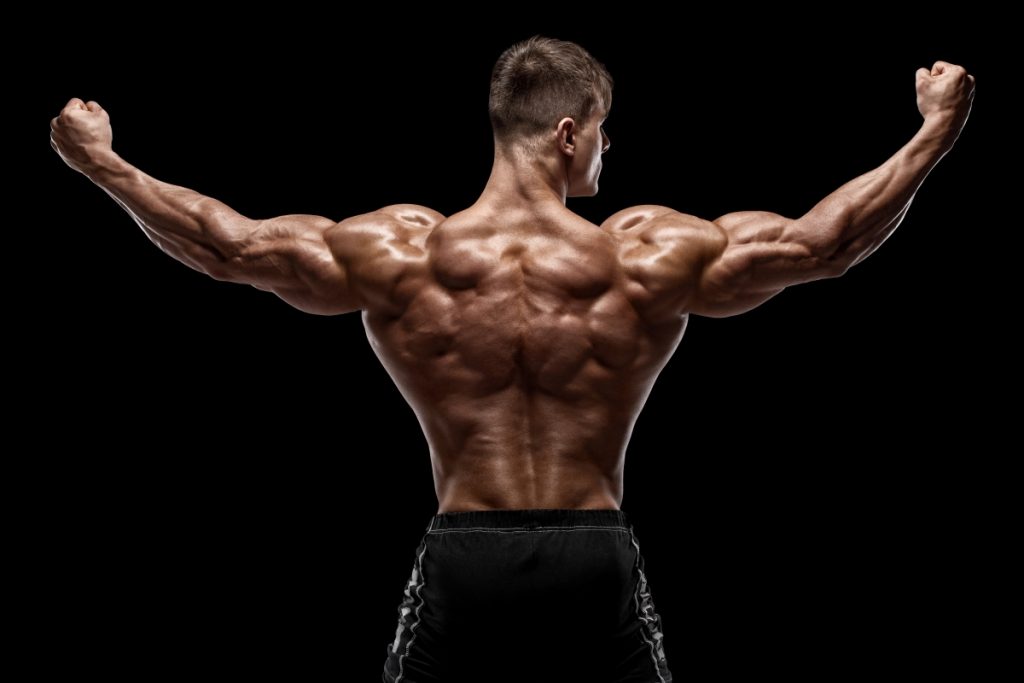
[813,225,873,279]
[205,265,238,282]
[197,244,250,283]
[200,258,243,283]
[826,258,854,279]
[798,199,857,260]
[792,239,853,281]
[803,228,858,281]
[197,200,253,260]
[814,252,855,279]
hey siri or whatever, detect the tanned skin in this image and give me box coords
[51,61,974,513]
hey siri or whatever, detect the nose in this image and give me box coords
[601,130,611,154]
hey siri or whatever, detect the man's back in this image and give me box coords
[49,33,972,680]
[350,203,693,512]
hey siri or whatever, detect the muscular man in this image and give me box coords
[51,37,973,683]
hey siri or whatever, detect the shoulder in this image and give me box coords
[326,204,446,253]
[322,205,445,314]
[601,205,684,233]
[373,204,447,228]
[601,206,730,319]
[333,204,446,232]
[602,204,726,256]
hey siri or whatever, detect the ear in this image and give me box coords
[556,117,576,157]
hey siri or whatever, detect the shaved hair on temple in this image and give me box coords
[488,36,613,147]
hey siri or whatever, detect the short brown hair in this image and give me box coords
[489,36,613,145]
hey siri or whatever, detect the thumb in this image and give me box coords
[916,67,931,81]
[86,100,104,113]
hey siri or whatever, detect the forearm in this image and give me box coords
[85,152,253,269]
[797,114,958,265]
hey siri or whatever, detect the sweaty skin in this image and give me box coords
[51,61,974,512]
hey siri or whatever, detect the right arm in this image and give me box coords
[51,98,443,315]
[688,61,975,317]
[50,99,355,314]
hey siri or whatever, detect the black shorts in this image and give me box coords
[382,509,673,683]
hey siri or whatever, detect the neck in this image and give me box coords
[478,142,568,209]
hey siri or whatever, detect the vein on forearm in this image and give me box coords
[90,157,251,263]
[797,122,951,264]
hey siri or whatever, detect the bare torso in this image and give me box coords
[49,63,971,513]
[344,203,694,513]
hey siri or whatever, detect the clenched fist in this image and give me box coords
[50,98,114,175]
[916,61,975,131]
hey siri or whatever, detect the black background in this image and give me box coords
[31,14,1006,681]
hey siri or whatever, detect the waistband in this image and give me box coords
[428,508,629,531]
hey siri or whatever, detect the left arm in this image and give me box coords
[51,98,356,315]
[690,61,975,317]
